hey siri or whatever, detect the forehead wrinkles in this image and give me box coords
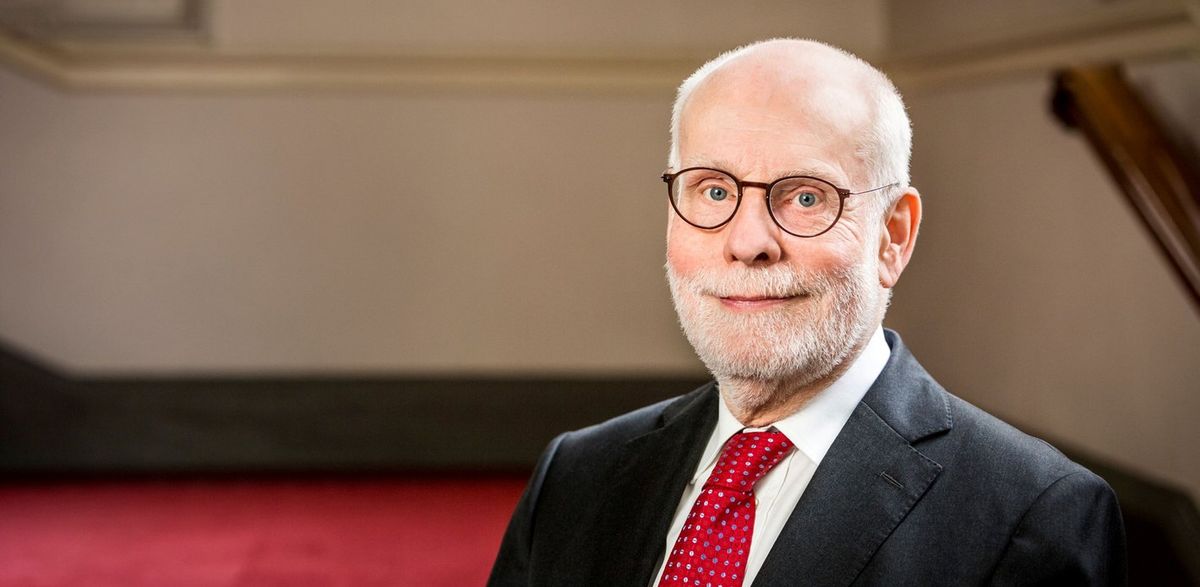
[680,63,873,174]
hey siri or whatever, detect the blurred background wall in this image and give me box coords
[0,0,1197,505]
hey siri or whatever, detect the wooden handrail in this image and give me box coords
[1053,64,1200,313]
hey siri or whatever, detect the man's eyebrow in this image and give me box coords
[779,167,838,180]
[680,158,737,172]
[680,160,848,185]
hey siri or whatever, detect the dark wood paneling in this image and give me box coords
[0,341,705,474]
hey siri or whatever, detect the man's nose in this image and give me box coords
[723,188,783,266]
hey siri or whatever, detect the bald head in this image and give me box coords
[668,39,911,210]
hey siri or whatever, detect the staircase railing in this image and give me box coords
[1053,64,1200,314]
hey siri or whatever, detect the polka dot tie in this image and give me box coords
[658,431,792,587]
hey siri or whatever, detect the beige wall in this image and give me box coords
[0,0,885,375]
[889,69,1200,498]
[0,69,703,375]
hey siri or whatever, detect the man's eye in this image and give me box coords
[705,186,729,201]
[794,190,820,207]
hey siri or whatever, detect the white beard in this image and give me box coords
[666,255,883,398]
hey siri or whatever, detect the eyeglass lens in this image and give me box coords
[668,168,842,237]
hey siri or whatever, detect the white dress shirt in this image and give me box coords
[651,327,891,586]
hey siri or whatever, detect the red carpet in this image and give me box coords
[0,476,527,587]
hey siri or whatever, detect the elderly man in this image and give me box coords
[489,39,1125,586]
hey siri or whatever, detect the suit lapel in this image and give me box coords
[595,385,719,584]
[754,330,951,587]
[753,403,943,586]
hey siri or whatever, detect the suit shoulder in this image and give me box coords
[557,383,713,457]
[939,391,1105,491]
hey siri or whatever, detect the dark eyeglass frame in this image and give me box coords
[662,166,899,238]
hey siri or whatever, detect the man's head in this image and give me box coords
[664,39,921,418]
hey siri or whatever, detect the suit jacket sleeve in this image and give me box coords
[987,470,1128,586]
[488,433,566,587]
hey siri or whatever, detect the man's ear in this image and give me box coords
[877,187,921,288]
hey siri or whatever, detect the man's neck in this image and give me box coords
[718,327,880,427]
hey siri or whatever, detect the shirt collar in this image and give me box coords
[691,326,891,484]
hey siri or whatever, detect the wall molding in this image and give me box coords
[889,17,1200,93]
[1,16,1197,94]
[0,31,698,94]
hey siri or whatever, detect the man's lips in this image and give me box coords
[717,294,806,311]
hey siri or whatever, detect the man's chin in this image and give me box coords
[692,335,811,382]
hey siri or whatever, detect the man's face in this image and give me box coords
[666,63,886,387]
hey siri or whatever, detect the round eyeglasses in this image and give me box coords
[662,167,898,238]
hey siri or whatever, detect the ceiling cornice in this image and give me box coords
[888,15,1200,94]
[0,31,701,94]
[0,16,1197,94]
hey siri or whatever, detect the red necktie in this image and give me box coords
[658,430,792,587]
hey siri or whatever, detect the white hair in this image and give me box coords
[667,39,912,219]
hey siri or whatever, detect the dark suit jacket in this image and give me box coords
[489,330,1126,586]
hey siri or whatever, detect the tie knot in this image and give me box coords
[704,430,792,492]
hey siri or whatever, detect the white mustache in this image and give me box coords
[667,265,831,299]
